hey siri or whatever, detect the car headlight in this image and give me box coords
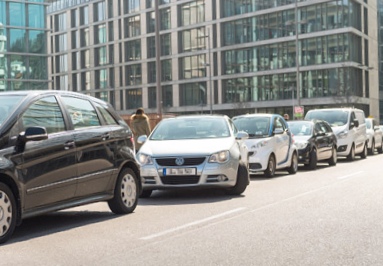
[295,142,308,149]
[209,150,230,163]
[337,130,348,139]
[251,140,269,149]
[136,153,153,165]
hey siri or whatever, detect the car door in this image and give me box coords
[315,122,330,160]
[10,96,77,211]
[273,117,290,166]
[60,96,115,198]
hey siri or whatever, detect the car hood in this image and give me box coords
[331,125,347,135]
[139,138,234,156]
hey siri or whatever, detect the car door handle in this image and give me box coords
[102,133,110,141]
[64,141,75,150]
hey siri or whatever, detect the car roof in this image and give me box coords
[0,90,106,105]
[233,113,279,119]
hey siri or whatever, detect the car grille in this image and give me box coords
[156,157,206,166]
[161,176,200,185]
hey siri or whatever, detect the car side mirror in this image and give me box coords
[353,119,359,128]
[316,131,325,136]
[137,135,148,144]
[15,126,48,153]
[273,128,284,135]
[236,131,249,140]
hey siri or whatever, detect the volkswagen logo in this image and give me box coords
[175,157,185,166]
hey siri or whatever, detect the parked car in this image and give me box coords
[305,108,368,161]
[136,115,250,198]
[0,91,141,244]
[232,113,298,177]
[365,118,383,155]
[287,120,337,169]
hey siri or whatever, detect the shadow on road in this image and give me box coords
[8,210,118,245]
[139,188,245,206]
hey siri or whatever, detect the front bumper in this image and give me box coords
[140,157,239,190]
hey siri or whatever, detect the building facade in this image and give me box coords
[47,0,380,119]
[0,0,49,91]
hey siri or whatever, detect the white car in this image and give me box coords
[136,115,250,198]
[232,114,298,177]
[365,118,383,155]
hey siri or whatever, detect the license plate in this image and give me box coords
[163,168,196,176]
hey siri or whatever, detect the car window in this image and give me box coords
[233,117,270,137]
[0,95,24,126]
[21,96,65,134]
[94,102,118,125]
[61,96,101,129]
[274,117,284,131]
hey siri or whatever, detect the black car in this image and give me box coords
[0,91,141,244]
[287,120,337,170]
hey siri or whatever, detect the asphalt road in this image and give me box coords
[2,153,383,266]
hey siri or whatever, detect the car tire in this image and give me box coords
[0,182,17,244]
[140,189,153,198]
[308,148,317,170]
[378,141,383,154]
[360,143,367,159]
[328,146,337,166]
[368,140,375,155]
[108,168,139,214]
[264,155,276,178]
[287,152,298,174]
[226,162,249,195]
[347,144,355,161]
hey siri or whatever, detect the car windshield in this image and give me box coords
[288,122,313,136]
[232,117,270,138]
[0,95,25,125]
[150,117,230,140]
[306,110,348,127]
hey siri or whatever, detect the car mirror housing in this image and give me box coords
[236,131,249,140]
[273,128,284,135]
[137,135,148,144]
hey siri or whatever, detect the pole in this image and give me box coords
[155,0,162,120]
[207,28,213,114]
[295,0,300,115]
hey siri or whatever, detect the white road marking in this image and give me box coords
[337,171,364,180]
[140,207,246,240]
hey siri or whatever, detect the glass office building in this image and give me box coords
[0,0,48,91]
[47,0,380,119]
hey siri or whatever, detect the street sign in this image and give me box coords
[294,105,304,119]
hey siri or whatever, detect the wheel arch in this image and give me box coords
[119,160,142,192]
[0,173,22,225]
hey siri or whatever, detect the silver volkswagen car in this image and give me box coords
[136,115,249,198]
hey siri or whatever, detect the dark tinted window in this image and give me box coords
[61,96,101,129]
[21,96,65,134]
[94,102,118,125]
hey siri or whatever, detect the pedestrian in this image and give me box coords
[131,107,151,152]
[283,113,290,121]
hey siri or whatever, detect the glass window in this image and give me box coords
[180,28,205,53]
[125,88,142,109]
[0,1,5,24]
[80,6,89,26]
[160,8,170,30]
[61,96,101,129]
[94,24,107,44]
[161,34,171,56]
[95,46,107,66]
[125,39,141,61]
[125,15,140,37]
[94,1,106,22]
[95,69,108,89]
[94,102,118,125]
[179,82,206,106]
[28,4,44,28]
[9,3,26,27]
[21,96,65,134]
[180,55,206,79]
[29,30,45,54]
[29,56,47,80]
[124,0,140,14]
[9,29,26,53]
[147,12,155,33]
[148,85,173,108]
[125,64,141,85]
[180,0,205,26]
